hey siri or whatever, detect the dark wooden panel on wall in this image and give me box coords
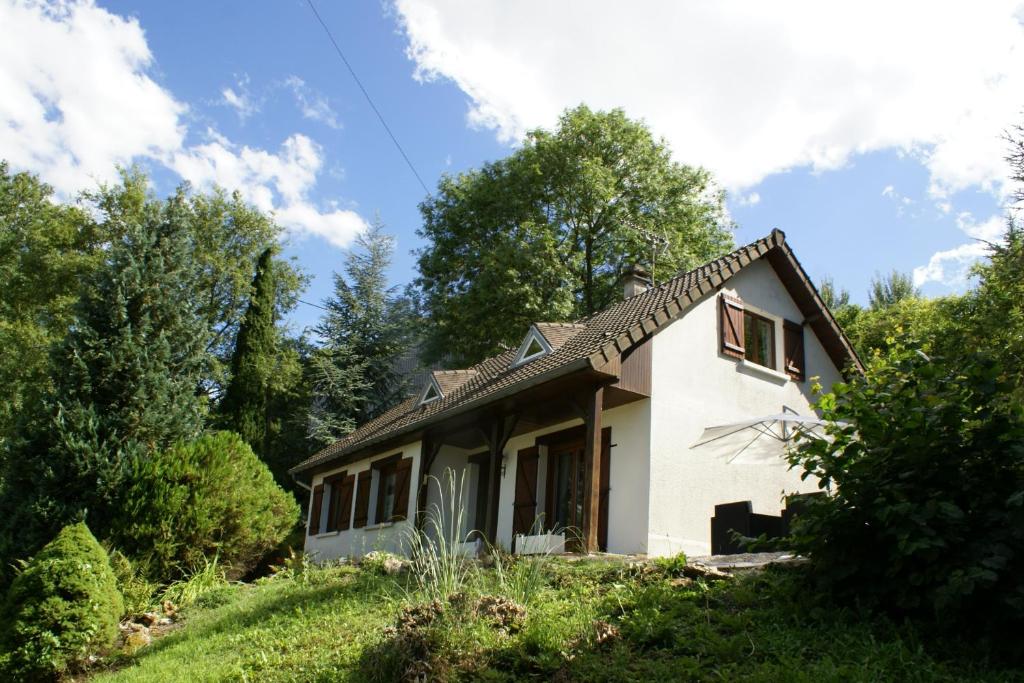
[617,340,651,396]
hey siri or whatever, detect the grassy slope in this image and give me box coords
[95,559,1017,683]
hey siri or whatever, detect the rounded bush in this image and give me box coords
[112,431,299,581]
[1,522,124,680]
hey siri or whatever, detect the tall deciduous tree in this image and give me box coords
[0,164,101,445]
[416,105,733,364]
[310,220,417,444]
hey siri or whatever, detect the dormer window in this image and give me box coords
[513,326,553,367]
[418,376,444,406]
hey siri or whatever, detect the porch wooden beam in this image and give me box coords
[581,384,604,553]
[478,413,519,546]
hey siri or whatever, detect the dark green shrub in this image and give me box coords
[1,522,124,680]
[788,344,1024,632]
[110,431,299,581]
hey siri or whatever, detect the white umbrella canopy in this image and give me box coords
[690,414,839,465]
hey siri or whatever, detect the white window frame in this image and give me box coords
[736,301,790,382]
[418,375,444,406]
[512,326,553,367]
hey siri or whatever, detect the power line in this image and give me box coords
[296,296,327,313]
[304,0,432,197]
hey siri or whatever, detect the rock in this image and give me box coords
[124,626,151,652]
[139,612,160,627]
[680,563,733,581]
[162,600,178,617]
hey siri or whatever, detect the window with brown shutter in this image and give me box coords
[512,446,539,538]
[391,458,413,522]
[308,484,324,536]
[720,295,745,359]
[783,319,805,381]
[353,470,372,528]
[372,455,414,524]
[335,473,355,531]
[323,473,343,532]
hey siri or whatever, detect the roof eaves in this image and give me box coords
[290,355,594,475]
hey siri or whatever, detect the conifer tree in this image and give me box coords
[0,183,209,569]
[310,220,417,444]
[219,247,277,453]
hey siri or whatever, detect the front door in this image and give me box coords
[544,426,612,552]
[549,442,587,545]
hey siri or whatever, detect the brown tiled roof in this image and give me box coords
[431,369,479,396]
[533,322,587,350]
[290,229,861,475]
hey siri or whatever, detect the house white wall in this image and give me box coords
[647,259,843,557]
[304,440,422,561]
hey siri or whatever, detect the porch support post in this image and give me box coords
[479,413,519,547]
[415,436,443,531]
[581,385,604,553]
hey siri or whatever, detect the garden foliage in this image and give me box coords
[788,343,1024,630]
[1,523,124,680]
[110,431,299,580]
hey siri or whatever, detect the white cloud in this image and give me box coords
[913,213,1006,287]
[284,76,342,129]
[0,0,185,195]
[395,1,1024,196]
[0,0,363,249]
[171,131,367,247]
[220,75,259,120]
[736,192,760,206]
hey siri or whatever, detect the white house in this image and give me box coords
[289,230,861,559]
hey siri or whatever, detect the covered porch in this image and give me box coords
[413,344,651,554]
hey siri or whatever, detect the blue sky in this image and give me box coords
[2,1,1021,332]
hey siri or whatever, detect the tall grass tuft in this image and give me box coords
[161,555,228,607]
[402,467,473,601]
[491,516,556,605]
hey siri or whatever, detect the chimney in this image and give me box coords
[621,264,652,299]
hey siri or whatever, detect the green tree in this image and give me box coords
[219,247,278,453]
[956,218,1024,396]
[817,276,861,332]
[0,182,209,570]
[788,344,1024,633]
[868,269,919,310]
[0,164,101,445]
[314,219,418,433]
[416,105,733,364]
[110,432,299,581]
[1,522,123,680]
[182,188,307,398]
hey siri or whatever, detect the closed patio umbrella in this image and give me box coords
[690,414,839,465]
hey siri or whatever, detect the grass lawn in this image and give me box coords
[92,557,1019,683]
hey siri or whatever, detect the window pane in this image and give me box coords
[743,313,775,368]
[382,470,397,520]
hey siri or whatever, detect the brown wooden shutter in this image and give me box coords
[598,427,612,552]
[324,474,343,532]
[783,320,805,381]
[336,473,355,531]
[353,470,372,528]
[720,295,745,359]
[391,458,414,522]
[308,484,324,536]
[512,446,540,538]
